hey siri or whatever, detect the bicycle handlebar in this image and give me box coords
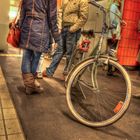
[88,0,127,34]
[89,0,105,10]
[89,0,123,21]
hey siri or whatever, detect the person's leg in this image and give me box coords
[63,29,81,75]
[21,49,33,73]
[31,51,42,75]
[44,27,67,77]
[21,49,35,93]
[107,39,118,76]
[21,49,43,94]
[31,51,43,89]
[36,54,44,78]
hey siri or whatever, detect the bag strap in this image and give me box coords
[13,0,22,24]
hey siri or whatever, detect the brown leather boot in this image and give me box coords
[22,73,44,95]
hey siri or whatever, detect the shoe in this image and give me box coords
[42,70,53,78]
[133,93,140,99]
[36,72,43,79]
[22,73,44,95]
[107,71,113,76]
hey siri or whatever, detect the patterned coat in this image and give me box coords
[19,0,61,52]
[58,0,89,32]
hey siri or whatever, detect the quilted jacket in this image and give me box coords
[58,0,89,32]
[108,2,121,40]
[19,0,61,52]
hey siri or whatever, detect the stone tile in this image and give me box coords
[8,133,25,140]
[0,100,2,109]
[0,120,5,135]
[0,109,2,120]
[5,119,22,135]
[0,79,6,85]
[0,92,11,100]
[1,99,14,109]
[0,136,6,140]
[3,108,17,120]
[0,86,9,93]
[0,76,9,92]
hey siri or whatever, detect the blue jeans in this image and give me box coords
[46,26,81,76]
[21,49,42,74]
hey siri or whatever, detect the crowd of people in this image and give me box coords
[17,0,136,97]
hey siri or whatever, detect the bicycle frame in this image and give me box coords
[89,1,108,59]
[66,0,121,89]
[89,1,109,89]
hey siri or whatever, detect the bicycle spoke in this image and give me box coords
[78,80,87,99]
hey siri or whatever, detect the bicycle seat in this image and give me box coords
[81,30,95,38]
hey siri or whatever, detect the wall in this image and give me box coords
[0,0,10,51]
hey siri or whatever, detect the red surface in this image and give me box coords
[117,0,140,66]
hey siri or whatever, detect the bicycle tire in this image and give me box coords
[66,56,131,127]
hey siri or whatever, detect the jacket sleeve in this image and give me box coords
[57,6,63,30]
[18,0,26,28]
[110,4,121,27]
[69,0,89,32]
[110,4,121,35]
[48,0,61,44]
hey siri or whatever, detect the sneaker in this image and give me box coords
[42,70,53,78]
[36,72,43,79]
[109,49,117,57]
[107,71,114,76]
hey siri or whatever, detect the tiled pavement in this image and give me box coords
[0,67,25,140]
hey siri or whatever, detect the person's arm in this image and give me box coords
[110,4,118,28]
[18,0,26,28]
[57,6,63,31]
[48,0,61,44]
[110,3,121,40]
[69,0,89,33]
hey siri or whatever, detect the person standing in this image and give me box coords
[19,0,61,94]
[42,0,89,77]
[108,0,121,50]
[107,0,121,75]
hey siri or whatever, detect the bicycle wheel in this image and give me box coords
[66,56,131,127]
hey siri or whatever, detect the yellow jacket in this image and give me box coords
[58,0,89,32]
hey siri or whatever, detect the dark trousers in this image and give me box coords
[46,26,81,76]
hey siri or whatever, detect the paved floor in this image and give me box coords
[0,67,25,140]
[0,48,140,140]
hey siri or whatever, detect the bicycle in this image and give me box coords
[66,0,131,127]
[65,29,95,76]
